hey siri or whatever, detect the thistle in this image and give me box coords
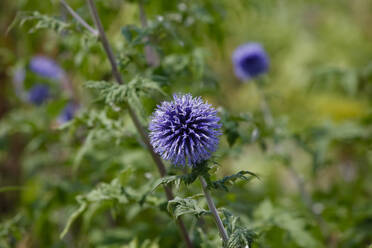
[28,84,49,105]
[232,43,269,81]
[29,55,64,79]
[149,94,221,166]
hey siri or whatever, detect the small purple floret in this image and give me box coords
[29,56,64,79]
[149,94,221,166]
[232,43,269,81]
[28,84,49,105]
[58,102,78,123]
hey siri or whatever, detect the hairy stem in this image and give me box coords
[199,176,229,243]
[60,0,98,37]
[138,0,160,67]
[85,1,193,247]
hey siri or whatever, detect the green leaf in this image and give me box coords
[60,178,130,238]
[73,130,96,171]
[222,209,257,248]
[225,227,256,248]
[253,200,319,248]
[167,196,209,219]
[60,199,87,239]
[8,11,72,34]
[151,175,180,193]
[209,171,260,191]
[85,76,165,120]
[84,80,128,105]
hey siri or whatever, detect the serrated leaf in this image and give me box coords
[167,196,209,219]
[60,178,130,238]
[8,11,72,34]
[209,171,260,191]
[151,175,179,192]
[222,209,257,248]
[85,77,165,120]
[225,227,256,248]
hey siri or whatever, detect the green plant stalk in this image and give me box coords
[60,0,98,36]
[138,0,159,67]
[199,176,229,243]
[84,1,194,247]
[253,81,330,241]
[253,81,273,127]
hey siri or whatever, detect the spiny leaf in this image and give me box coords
[84,80,128,105]
[225,227,256,248]
[167,196,209,219]
[209,171,260,191]
[85,76,165,118]
[222,209,257,248]
[8,11,72,34]
[60,178,130,239]
[151,162,212,193]
[151,175,180,193]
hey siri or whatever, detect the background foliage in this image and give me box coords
[0,0,371,247]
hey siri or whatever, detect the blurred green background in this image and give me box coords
[0,0,371,247]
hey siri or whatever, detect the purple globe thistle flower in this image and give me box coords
[28,84,49,105]
[232,43,269,81]
[149,94,221,166]
[29,56,64,79]
[58,102,78,123]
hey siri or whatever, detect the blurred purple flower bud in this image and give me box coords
[149,94,221,166]
[232,43,269,81]
[29,56,64,79]
[28,84,49,105]
[58,102,78,123]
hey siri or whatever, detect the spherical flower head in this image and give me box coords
[29,56,64,79]
[58,102,78,123]
[28,84,49,105]
[149,94,222,167]
[232,43,269,81]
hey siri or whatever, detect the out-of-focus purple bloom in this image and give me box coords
[58,102,78,123]
[29,56,64,79]
[28,84,49,105]
[149,94,221,166]
[232,43,269,81]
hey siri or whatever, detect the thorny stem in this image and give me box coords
[199,176,229,243]
[138,0,160,67]
[60,0,98,37]
[85,1,193,247]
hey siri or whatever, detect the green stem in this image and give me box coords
[85,1,193,247]
[138,0,159,67]
[199,176,229,243]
